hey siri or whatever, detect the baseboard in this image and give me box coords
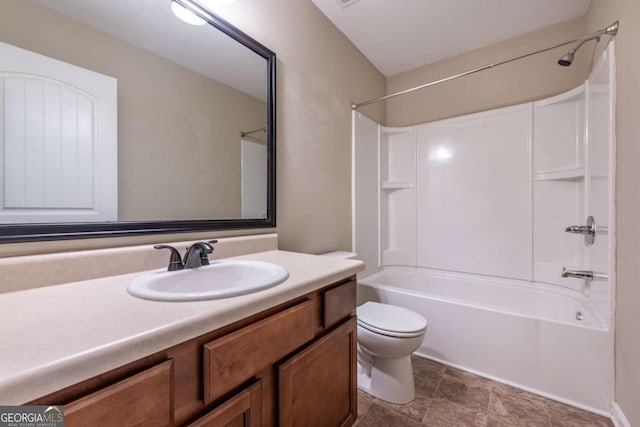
[611,402,631,427]
[414,351,611,418]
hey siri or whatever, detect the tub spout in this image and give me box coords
[561,268,608,281]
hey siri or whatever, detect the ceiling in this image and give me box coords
[311,0,591,77]
[35,0,267,101]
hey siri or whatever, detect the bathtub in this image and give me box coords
[358,267,614,414]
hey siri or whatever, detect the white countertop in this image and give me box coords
[0,250,363,404]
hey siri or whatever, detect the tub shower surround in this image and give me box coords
[353,44,615,413]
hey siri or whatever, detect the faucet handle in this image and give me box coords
[197,241,214,266]
[565,225,592,234]
[204,240,218,265]
[185,241,216,252]
[154,245,185,271]
[184,241,215,268]
[564,216,606,246]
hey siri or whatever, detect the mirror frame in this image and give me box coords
[0,0,276,243]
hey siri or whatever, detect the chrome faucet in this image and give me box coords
[154,240,218,271]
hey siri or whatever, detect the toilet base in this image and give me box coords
[357,354,416,404]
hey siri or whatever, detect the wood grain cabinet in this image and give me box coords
[30,276,357,427]
[279,318,357,427]
[187,381,262,427]
[203,300,315,404]
[64,360,173,427]
[323,280,356,328]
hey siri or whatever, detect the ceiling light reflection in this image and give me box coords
[171,1,206,25]
[428,145,454,162]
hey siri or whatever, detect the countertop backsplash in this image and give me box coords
[0,233,278,293]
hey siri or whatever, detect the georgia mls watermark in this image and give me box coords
[0,406,63,427]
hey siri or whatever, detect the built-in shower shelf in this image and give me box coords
[591,167,609,179]
[534,167,584,181]
[381,181,414,189]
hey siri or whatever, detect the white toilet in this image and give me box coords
[357,301,427,404]
[321,251,428,404]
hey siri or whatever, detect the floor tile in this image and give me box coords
[434,367,493,412]
[548,401,613,427]
[423,397,487,427]
[354,356,613,427]
[486,416,543,427]
[488,382,550,427]
[376,390,431,422]
[358,390,375,417]
[356,403,422,427]
[412,355,446,397]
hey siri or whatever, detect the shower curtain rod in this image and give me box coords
[240,126,266,138]
[352,21,619,110]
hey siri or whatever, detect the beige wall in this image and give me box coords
[585,1,640,424]
[386,17,590,126]
[0,1,267,222]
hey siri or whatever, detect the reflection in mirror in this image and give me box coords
[0,0,273,234]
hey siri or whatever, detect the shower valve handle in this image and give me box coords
[565,216,606,246]
[565,225,592,234]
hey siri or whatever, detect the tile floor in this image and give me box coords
[354,355,613,427]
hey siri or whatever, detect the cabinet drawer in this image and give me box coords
[203,300,315,403]
[65,360,173,427]
[323,279,356,328]
[187,380,262,427]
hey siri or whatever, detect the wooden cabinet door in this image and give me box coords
[187,380,262,427]
[279,318,357,427]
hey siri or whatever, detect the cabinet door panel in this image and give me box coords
[188,381,261,427]
[203,300,315,403]
[65,360,173,427]
[279,318,357,427]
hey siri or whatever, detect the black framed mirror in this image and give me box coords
[0,0,276,243]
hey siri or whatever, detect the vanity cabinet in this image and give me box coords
[29,277,357,427]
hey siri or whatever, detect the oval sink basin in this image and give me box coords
[128,260,289,301]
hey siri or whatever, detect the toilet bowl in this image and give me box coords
[357,301,427,404]
[319,251,428,405]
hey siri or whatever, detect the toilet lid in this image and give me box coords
[357,302,427,337]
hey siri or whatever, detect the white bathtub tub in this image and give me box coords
[358,267,614,414]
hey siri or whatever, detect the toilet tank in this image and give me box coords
[320,251,373,305]
[320,251,358,260]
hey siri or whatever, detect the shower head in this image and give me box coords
[558,51,575,67]
[557,35,601,67]
[555,21,618,68]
